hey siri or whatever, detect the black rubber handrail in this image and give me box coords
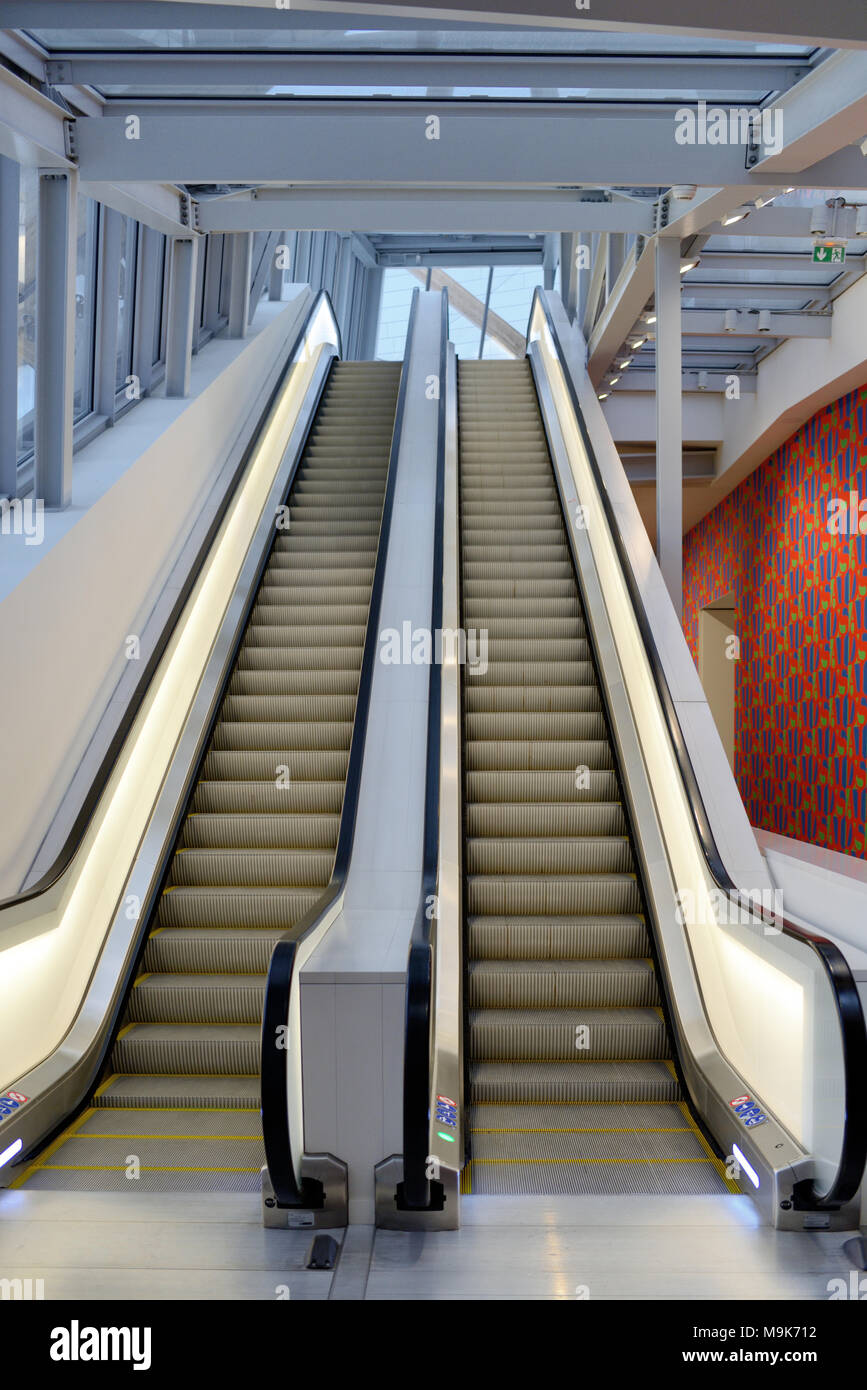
[528,287,867,1209]
[401,289,450,1210]
[260,289,421,1209]
[0,289,339,917]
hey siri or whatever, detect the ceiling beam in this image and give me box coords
[587,239,655,385]
[705,206,860,237]
[73,105,867,187]
[4,0,864,48]
[678,309,831,337]
[0,63,71,168]
[79,179,195,236]
[753,50,867,173]
[42,51,810,94]
[194,188,655,234]
[611,369,756,392]
[681,281,833,304]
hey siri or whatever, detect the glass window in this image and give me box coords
[115,216,138,394]
[374,267,418,361]
[73,195,99,422]
[153,234,167,366]
[16,167,38,463]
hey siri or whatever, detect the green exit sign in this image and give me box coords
[812,243,846,264]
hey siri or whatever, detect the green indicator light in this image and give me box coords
[437,1131,456,1143]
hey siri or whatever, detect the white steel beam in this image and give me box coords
[0,64,71,169]
[194,189,655,235]
[79,180,193,237]
[74,106,867,187]
[753,50,867,173]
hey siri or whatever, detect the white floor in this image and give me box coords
[0,1189,860,1301]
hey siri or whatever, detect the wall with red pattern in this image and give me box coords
[682,385,867,857]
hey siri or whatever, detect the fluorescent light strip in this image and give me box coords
[732,1143,760,1189]
[0,1138,22,1168]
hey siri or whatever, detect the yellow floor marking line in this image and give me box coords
[468,1157,725,1165]
[10,1108,95,1188]
[76,1133,260,1142]
[38,1165,261,1173]
[470,1126,693,1134]
[678,1101,742,1194]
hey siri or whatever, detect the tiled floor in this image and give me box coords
[0,1189,860,1301]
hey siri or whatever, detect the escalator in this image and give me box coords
[456,360,736,1198]
[15,360,402,1193]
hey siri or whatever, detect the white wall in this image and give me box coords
[0,292,310,898]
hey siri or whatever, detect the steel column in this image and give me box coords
[226,231,252,339]
[0,154,19,497]
[164,235,198,398]
[34,168,77,510]
[94,204,122,418]
[654,235,683,617]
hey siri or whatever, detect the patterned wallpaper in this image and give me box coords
[682,385,867,857]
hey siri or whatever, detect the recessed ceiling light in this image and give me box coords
[680,257,701,274]
[643,312,657,325]
[598,391,610,400]
[608,375,620,385]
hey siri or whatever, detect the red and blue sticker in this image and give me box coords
[730,1093,767,1128]
[0,1091,28,1120]
[435,1094,457,1128]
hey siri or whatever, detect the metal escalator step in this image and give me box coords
[468,618,586,641]
[470,1128,707,1163]
[466,802,626,838]
[235,645,362,672]
[464,1161,730,1198]
[227,669,360,697]
[468,1101,689,1131]
[168,848,332,889]
[219,694,356,723]
[462,596,580,618]
[128,974,266,1025]
[112,1024,260,1075]
[201,749,348,781]
[210,720,354,752]
[468,959,658,1008]
[469,1060,681,1104]
[466,770,619,802]
[143,928,284,974]
[467,916,650,961]
[465,660,596,687]
[467,873,640,917]
[465,684,601,713]
[466,837,634,877]
[463,578,576,598]
[465,710,603,741]
[249,603,371,627]
[190,781,344,815]
[180,812,340,851]
[468,1007,668,1061]
[242,624,367,648]
[94,1075,261,1109]
[465,739,613,772]
[156,885,322,929]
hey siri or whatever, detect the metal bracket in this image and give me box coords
[374,1154,460,1231]
[261,1155,348,1230]
[654,196,670,233]
[744,115,761,169]
[179,192,201,233]
[45,60,73,86]
[62,119,77,161]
